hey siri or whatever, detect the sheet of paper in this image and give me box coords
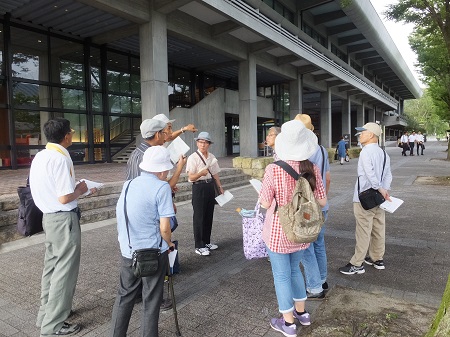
[249,179,262,194]
[168,249,178,268]
[380,196,404,213]
[215,190,234,207]
[79,179,103,197]
[166,137,190,164]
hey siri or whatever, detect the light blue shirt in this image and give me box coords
[116,172,175,258]
[353,143,392,202]
[309,145,330,212]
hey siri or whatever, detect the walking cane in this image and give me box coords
[167,261,181,336]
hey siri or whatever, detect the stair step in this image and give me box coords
[0,169,251,243]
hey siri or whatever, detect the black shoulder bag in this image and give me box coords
[357,151,386,210]
[124,180,161,278]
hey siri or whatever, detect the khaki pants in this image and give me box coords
[37,211,81,335]
[350,202,385,267]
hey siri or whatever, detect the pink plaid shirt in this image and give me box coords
[259,160,326,253]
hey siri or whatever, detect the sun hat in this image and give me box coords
[294,114,314,131]
[194,131,213,144]
[139,146,173,173]
[275,120,318,161]
[355,122,382,137]
[153,113,176,124]
[140,119,166,138]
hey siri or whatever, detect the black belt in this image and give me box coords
[193,179,213,184]
[56,207,79,213]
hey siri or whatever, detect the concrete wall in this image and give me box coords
[169,88,272,158]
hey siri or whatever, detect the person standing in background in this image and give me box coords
[400,131,409,156]
[186,132,223,256]
[295,114,331,300]
[416,131,425,155]
[337,136,348,165]
[265,126,281,160]
[408,131,417,156]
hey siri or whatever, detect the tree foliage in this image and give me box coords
[386,0,450,157]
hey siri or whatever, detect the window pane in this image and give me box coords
[92,91,103,112]
[131,97,141,115]
[109,94,131,114]
[61,88,86,110]
[13,83,40,107]
[11,28,47,80]
[60,60,84,87]
[90,47,102,89]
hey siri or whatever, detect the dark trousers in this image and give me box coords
[417,143,424,155]
[401,143,409,156]
[110,252,168,337]
[192,182,216,248]
[409,142,415,155]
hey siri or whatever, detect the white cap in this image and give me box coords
[139,146,173,173]
[153,113,176,124]
[140,119,166,138]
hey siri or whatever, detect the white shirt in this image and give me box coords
[408,134,417,142]
[416,134,424,143]
[186,151,220,182]
[400,135,408,143]
[30,143,77,213]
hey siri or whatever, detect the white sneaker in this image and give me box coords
[195,248,210,256]
[205,243,218,250]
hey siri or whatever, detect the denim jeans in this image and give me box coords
[301,211,328,294]
[266,246,307,313]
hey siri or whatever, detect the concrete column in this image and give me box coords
[368,107,376,122]
[356,103,365,127]
[140,10,168,120]
[289,72,303,119]
[239,56,257,157]
[320,89,332,148]
[341,97,351,136]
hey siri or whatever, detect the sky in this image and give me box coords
[370,0,424,88]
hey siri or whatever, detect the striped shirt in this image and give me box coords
[259,160,326,253]
[126,141,150,180]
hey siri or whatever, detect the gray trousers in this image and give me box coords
[110,252,168,337]
[37,211,81,335]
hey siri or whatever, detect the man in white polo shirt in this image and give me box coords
[30,118,93,336]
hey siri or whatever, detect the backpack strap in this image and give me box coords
[273,161,300,212]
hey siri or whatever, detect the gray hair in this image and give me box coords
[269,126,281,135]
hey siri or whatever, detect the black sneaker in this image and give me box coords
[364,257,385,270]
[306,291,325,300]
[41,322,81,336]
[322,282,329,293]
[339,263,365,275]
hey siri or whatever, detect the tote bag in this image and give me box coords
[242,202,268,259]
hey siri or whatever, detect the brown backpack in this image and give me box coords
[274,161,324,243]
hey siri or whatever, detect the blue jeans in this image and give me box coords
[266,246,307,313]
[301,211,328,294]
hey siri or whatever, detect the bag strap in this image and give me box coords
[319,146,325,181]
[357,150,386,193]
[124,180,162,250]
[195,150,213,178]
[273,161,300,212]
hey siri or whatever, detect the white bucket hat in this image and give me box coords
[275,120,318,161]
[139,146,173,173]
[153,113,176,124]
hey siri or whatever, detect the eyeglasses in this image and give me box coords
[197,140,210,145]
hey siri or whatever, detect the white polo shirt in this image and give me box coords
[400,135,408,143]
[416,134,424,143]
[408,134,417,142]
[30,143,77,213]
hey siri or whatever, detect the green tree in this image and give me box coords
[386,1,450,158]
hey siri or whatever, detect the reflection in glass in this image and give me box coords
[92,92,102,112]
[64,113,87,143]
[60,60,84,86]
[61,88,86,110]
[13,83,40,107]
[109,94,131,114]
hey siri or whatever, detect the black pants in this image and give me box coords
[192,181,216,248]
[402,143,409,156]
[110,252,168,337]
[409,142,415,155]
[417,143,424,155]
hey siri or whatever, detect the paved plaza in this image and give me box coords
[0,141,449,336]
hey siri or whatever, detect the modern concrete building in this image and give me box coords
[0,0,421,169]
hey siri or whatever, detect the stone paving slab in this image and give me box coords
[0,141,449,336]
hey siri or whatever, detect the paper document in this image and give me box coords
[166,137,190,164]
[380,196,404,213]
[79,179,103,196]
[215,190,234,207]
[168,249,178,268]
[249,179,262,194]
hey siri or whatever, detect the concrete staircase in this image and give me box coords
[0,168,251,243]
